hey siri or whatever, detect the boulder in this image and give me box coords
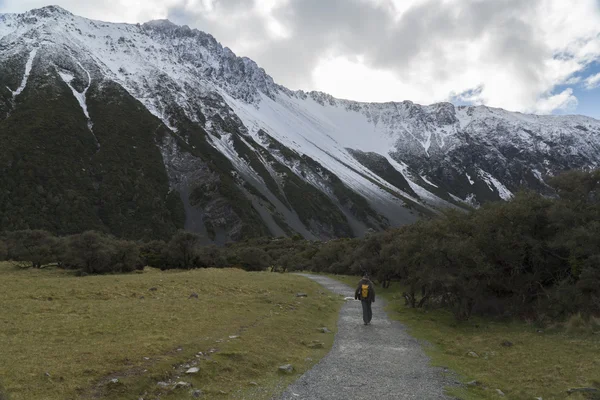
[191,389,203,398]
[319,327,332,333]
[278,364,294,374]
[186,367,200,374]
[467,351,479,358]
[495,389,505,396]
[296,293,308,297]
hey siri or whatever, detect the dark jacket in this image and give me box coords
[355,278,375,303]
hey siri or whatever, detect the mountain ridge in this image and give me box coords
[1,5,599,241]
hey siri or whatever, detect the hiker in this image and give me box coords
[355,274,375,325]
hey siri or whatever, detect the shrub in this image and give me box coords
[4,230,57,268]
[0,238,7,261]
[65,231,114,274]
[111,240,143,272]
[196,245,226,268]
[234,247,271,272]
[164,230,203,269]
[140,240,168,269]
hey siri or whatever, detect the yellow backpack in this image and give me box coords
[361,284,369,299]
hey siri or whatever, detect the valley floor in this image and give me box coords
[0,263,341,400]
[330,275,600,400]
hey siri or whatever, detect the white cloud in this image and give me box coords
[532,88,578,114]
[584,72,600,89]
[1,0,600,115]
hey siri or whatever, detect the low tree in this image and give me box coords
[0,238,7,262]
[5,230,57,268]
[196,245,226,268]
[235,247,271,271]
[111,240,143,272]
[165,231,203,269]
[65,231,113,274]
[140,240,168,269]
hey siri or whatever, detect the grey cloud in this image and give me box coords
[166,0,564,101]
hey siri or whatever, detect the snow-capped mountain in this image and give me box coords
[1,6,599,241]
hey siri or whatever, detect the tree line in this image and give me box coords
[1,169,598,321]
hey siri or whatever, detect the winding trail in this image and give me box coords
[280,274,456,400]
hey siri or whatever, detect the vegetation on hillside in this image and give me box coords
[0,68,184,240]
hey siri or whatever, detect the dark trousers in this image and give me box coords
[361,300,372,324]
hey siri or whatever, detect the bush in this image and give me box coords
[140,240,168,269]
[111,240,143,272]
[164,230,203,269]
[4,230,58,268]
[196,245,226,268]
[0,238,7,261]
[63,231,142,274]
[234,247,271,271]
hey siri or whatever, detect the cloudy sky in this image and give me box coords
[2,0,600,118]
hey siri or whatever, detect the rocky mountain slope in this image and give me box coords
[1,5,599,241]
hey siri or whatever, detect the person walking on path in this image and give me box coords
[355,274,375,325]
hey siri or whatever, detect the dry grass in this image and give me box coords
[0,263,342,400]
[330,274,600,400]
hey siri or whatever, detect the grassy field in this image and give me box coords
[0,263,342,400]
[331,275,600,400]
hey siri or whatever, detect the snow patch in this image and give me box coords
[420,175,439,188]
[466,172,474,185]
[478,169,513,200]
[11,48,37,98]
[57,66,99,147]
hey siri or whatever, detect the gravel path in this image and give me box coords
[280,274,456,400]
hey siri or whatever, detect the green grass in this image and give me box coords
[329,275,600,400]
[0,263,342,400]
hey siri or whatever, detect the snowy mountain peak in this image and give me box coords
[26,5,73,17]
[1,6,599,241]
